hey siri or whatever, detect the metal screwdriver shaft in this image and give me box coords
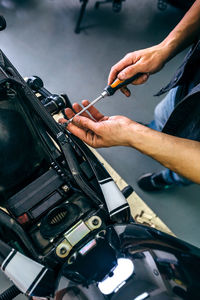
[67,91,108,124]
[66,73,142,125]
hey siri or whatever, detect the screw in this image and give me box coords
[62,185,69,192]
[60,247,67,255]
[92,218,99,226]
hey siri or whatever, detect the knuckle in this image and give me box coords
[125,52,132,59]
[110,66,116,73]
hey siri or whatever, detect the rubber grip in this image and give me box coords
[104,73,143,96]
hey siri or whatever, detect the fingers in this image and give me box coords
[117,61,143,81]
[59,114,99,145]
[108,52,149,89]
[63,102,92,122]
[82,100,105,121]
[108,53,134,85]
[72,102,93,120]
[66,122,94,145]
[73,115,98,132]
[132,73,149,85]
[120,86,131,97]
[64,107,75,120]
[117,61,149,85]
[119,74,148,97]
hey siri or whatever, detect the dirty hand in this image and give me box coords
[59,100,135,148]
[108,44,169,96]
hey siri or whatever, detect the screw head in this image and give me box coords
[60,247,67,255]
[62,185,69,192]
[92,218,99,226]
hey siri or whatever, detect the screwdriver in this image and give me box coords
[67,73,142,124]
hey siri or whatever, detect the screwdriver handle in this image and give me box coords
[104,73,143,96]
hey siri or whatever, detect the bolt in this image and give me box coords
[60,247,67,255]
[92,218,99,226]
[62,185,69,192]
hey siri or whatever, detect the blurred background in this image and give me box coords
[0,1,199,292]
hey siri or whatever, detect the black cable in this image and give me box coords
[0,209,39,260]
[61,141,103,207]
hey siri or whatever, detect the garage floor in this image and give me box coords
[0,0,200,296]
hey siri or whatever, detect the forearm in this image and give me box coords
[159,0,200,62]
[128,123,200,183]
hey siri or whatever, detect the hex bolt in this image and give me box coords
[92,218,99,226]
[62,185,69,192]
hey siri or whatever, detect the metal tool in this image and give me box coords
[67,73,142,124]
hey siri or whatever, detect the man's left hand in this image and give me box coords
[59,100,135,148]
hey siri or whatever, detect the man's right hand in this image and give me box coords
[108,44,169,96]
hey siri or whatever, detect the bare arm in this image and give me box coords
[108,0,200,95]
[60,102,200,184]
[128,123,200,183]
[161,0,200,60]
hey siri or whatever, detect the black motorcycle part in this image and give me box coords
[0,109,44,200]
[7,168,65,218]
[40,203,81,239]
[0,209,39,259]
[39,194,95,239]
[62,236,117,284]
[0,285,21,300]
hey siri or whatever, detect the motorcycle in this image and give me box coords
[0,16,200,300]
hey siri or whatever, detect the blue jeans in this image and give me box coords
[149,87,192,186]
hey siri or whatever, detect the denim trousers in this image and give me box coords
[149,86,192,185]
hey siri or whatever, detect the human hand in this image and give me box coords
[108,44,169,96]
[59,100,135,148]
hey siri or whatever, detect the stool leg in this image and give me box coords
[75,0,88,34]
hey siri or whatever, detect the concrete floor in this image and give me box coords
[0,0,200,296]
